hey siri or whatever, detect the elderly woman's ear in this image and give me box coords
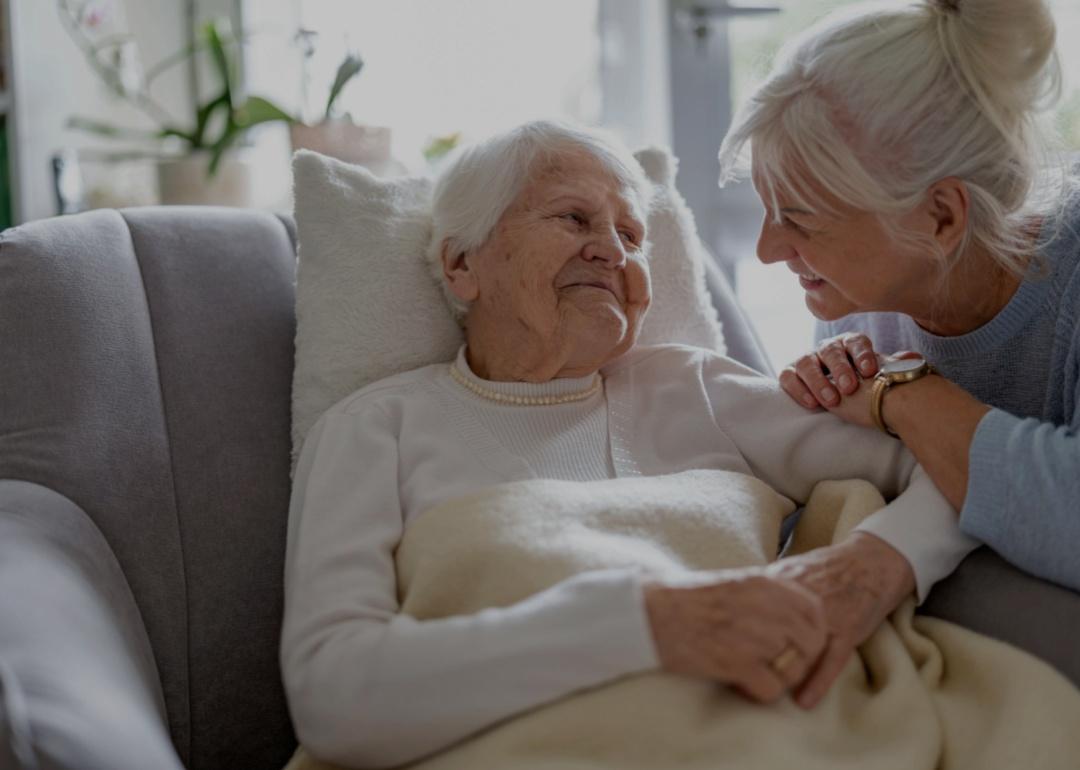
[441,241,480,303]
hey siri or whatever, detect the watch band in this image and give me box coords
[870,361,935,437]
[870,376,897,437]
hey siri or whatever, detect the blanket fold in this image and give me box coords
[286,470,1080,770]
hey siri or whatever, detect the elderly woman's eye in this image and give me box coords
[561,212,587,227]
[619,230,639,246]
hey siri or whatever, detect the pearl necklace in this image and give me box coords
[449,365,602,406]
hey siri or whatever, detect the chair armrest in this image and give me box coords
[920,546,1080,686]
[0,480,183,770]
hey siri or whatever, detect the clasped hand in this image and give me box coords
[643,532,914,709]
[779,332,924,428]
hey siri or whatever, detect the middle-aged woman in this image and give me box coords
[282,121,973,769]
[718,0,1079,591]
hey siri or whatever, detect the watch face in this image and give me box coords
[881,357,927,375]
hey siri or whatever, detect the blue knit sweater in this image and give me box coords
[817,196,1080,592]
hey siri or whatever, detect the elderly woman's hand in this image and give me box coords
[781,333,883,409]
[643,569,828,703]
[765,532,916,709]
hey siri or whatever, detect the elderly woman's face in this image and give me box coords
[453,150,651,379]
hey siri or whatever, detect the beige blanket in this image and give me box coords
[287,470,1080,770]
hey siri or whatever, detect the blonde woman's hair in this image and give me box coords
[718,0,1067,277]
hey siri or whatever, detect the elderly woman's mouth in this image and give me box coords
[566,282,619,297]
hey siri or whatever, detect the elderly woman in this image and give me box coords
[282,121,972,769]
[720,0,1079,590]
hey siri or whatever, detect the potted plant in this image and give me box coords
[60,1,296,206]
[287,36,403,176]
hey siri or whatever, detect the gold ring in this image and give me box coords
[770,645,800,674]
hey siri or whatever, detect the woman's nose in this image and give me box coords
[756,220,797,265]
[582,226,627,267]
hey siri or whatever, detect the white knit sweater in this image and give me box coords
[282,344,977,768]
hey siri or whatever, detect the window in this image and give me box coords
[274,0,603,172]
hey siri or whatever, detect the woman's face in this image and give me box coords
[453,150,651,379]
[751,161,936,322]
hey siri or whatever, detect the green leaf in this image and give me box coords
[203,20,234,109]
[324,53,363,120]
[159,127,199,146]
[207,129,243,177]
[67,115,167,141]
[423,132,462,163]
[193,92,230,149]
[234,96,297,128]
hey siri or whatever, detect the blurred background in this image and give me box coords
[6,0,1079,369]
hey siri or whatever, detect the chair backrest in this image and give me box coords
[0,205,773,769]
[0,207,299,769]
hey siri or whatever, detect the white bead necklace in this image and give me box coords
[449,365,602,406]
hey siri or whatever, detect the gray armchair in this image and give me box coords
[0,207,1076,769]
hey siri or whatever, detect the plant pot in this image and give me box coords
[156,149,256,207]
[289,120,406,176]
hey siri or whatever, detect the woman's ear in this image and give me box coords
[441,241,480,303]
[927,177,970,257]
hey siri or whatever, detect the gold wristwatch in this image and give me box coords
[870,357,935,437]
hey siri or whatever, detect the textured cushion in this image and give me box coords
[290,147,725,459]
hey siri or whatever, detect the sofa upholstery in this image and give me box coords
[0,206,1075,769]
[0,208,298,769]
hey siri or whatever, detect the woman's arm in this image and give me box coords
[701,353,978,708]
[801,338,1080,592]
[873,364,1080,595]
[284,397,840,764]
[701,355,977,602]
[956,397,1080,591]
[282,406,657,768]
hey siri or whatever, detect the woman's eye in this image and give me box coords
[782,216,807,235]
[562,212,587,226]
[619,230,638,245]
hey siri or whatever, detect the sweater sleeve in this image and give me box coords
[280,404,658,769]
[700,353,978,602]
[960,376,1080,590]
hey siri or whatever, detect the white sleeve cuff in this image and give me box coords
[854,484,979,603]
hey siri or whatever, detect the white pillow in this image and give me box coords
[291,147,725,464]
[632,147,726,351]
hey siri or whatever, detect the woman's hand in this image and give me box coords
[765,532,916,709]
[643,568,828,703]
[780,333,881,409]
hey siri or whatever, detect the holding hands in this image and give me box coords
[780,333,927,430]
[643,568,828,704]
[781,333,882,411]
[643,534,915,709]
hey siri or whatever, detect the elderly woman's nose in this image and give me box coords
[582,226,627,266]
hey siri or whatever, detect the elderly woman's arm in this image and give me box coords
[700,354,978,602]
[698,351,978,707]
[282,402,828,766]
[282,408,657,768]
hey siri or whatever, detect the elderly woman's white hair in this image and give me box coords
[428,120,652,321]
[719,0,1069,278]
